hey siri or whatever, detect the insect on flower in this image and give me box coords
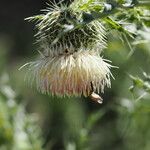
[90,81,103,104]
[90,92,103,104]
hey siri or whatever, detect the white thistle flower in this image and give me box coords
[22,1,116,103]
[27,50,113,97]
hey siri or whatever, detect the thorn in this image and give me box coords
[38,50,45,58]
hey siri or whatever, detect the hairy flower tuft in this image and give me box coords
[27,50,112,97]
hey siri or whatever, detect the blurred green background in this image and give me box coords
[0,0,150,150]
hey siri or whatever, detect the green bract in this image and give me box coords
[26,0,106,56]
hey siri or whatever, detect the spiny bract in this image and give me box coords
[26,0,106,56]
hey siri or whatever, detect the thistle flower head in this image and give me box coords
[27,50,112,97]
[26,1,106,56]
[22,0,116,103]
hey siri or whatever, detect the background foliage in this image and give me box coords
[0,0,150,150]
